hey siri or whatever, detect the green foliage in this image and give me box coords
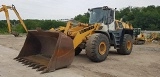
[13,24,26,33]
[116,5,160,30]
[74,12,89,23]
[0,5,160,34]
[40,20,66,30]
[0,19,66,33]
[74,5,160,30]
[0,20,8,34]
[0,28,8,34]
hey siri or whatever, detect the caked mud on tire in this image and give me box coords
[85,33,110,62]
[117,34,133,55]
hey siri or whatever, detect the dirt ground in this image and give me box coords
[0,35,160,77]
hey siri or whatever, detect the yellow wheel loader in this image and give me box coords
[0,5,28,37]
[15,6,133,73]
[133,28,145,45]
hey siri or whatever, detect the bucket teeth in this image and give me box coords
[22,60,30,65]
[23,61,30,65]
[26,61,33,65]
[28,63,37,67]
[19,59,25,62]
[22,59,26,62]
[32,64,41,69]
[24,60,30,64]
[14,57,18,60]
[16,58,23,61]
[41,69,49,74]
[15,57,48,73]
[22,60,29,65]
[19,58,25,62]
[37,66,46,71]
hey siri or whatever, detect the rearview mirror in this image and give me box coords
[88,8,93,11]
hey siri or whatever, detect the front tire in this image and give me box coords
[85,33,110,62]
[117,34,133,55]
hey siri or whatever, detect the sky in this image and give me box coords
[0,0,160,20]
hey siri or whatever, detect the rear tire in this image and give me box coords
[117,34,133,55]
[75,47,82,56]
[85,33,110,62]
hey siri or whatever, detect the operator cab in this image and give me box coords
[88,6,116,31]
[133,28,141,36]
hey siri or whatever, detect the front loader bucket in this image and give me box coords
[14,30,74,73]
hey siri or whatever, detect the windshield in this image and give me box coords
[89,8,108,24]
[133,28,141,35]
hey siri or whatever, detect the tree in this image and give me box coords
[0,5,160,34]
[74,12,89,23]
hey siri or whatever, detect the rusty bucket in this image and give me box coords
[14,30,74,73]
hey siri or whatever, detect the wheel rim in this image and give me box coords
[127,41,132,50]
[99,42,107,55]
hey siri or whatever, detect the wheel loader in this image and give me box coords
[133,28,145,45]
[14,6,133,73]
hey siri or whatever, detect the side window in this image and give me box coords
[104,10,109,25]
[110,10,114,18]
[118,22,123,28]
[105,10,114,25]
[137,29,141,35]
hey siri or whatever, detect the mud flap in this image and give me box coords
[14,30,74,73]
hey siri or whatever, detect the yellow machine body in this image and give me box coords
[15,21,101,73]
[15,6,133,73]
